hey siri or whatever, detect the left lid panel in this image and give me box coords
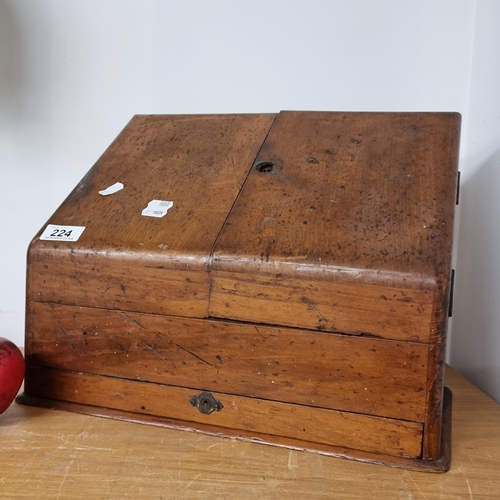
[27,114,276,319]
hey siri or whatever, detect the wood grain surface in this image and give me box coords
[214,111,459,279]
[24,367,424,459]
[2,367,499,499]
[209,270,434,342]
[28,113,276,316]
[26,302,429,421]
[23,111,461,472]
[211,111,460,341]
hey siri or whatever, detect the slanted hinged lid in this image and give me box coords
[28,114,276,318]
[210,111,461,342]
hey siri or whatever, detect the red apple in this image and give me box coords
[0,337,25,414]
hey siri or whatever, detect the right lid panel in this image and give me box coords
[210,111,461,342]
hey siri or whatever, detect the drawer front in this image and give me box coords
[27,302,429,422]
[25,366,423,459]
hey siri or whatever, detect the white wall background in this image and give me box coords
[1,0,498,402]
[449,0,500,405]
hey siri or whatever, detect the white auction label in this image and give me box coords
[99,182,124,196]
[141,200,174,218]
[40,224,86,242]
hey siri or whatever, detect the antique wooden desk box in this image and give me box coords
[20,111,460,471]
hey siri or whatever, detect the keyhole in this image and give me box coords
[189,391,223,414]
[256,161,274,173]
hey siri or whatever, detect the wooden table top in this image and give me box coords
[1,366,499,499]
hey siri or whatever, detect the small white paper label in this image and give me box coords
[40,224,86,242]
[141,200,174,218]
[99,182,124,196]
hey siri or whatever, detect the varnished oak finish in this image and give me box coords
[28,113,276,317]
[209,271,434,342]
[27,303,429,421]
[23,367,424,459]
[5,368,500,498]
[211,111,460,343]
[24,112,461,470]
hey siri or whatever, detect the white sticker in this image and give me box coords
[99,182,124,196]
[40,224,86,242]
[141,200,174,218]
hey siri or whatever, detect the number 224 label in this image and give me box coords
[40,224,86,242]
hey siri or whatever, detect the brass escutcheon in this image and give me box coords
[189,391,223,415]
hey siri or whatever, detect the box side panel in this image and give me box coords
[25,366,423,459]
[422,281,452,460]
[27,113,276,316]
[26,302,429,422]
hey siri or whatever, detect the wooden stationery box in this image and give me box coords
[19,111,460,471]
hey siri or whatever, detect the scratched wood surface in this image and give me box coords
[23,111,460,469]
[27,113,276,318]
[208,111,461,462]
[24,367,424,459]
[27,302,429,421]
[1,366,499,499]
[211,111,460,342]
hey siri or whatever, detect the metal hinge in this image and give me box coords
[456,171,461,205]
[448,269,456,317]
